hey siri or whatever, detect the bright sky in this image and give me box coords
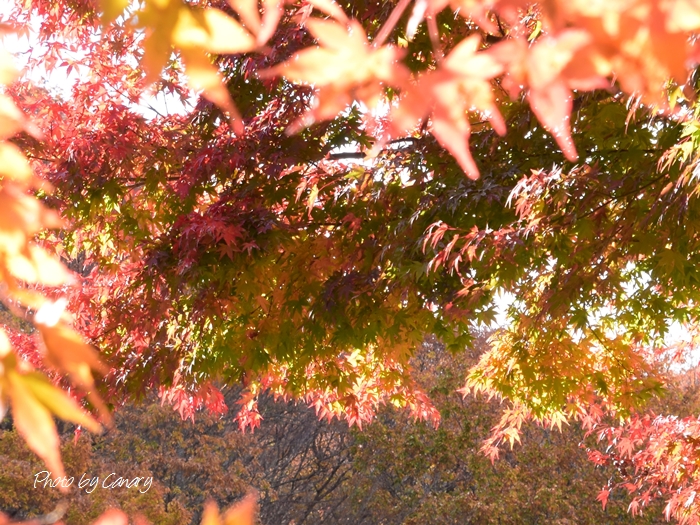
[0,3,192,119]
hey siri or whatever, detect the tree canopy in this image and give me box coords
[4,336,687,524]
[2,0,700,522]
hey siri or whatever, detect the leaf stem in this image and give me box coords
[427,15,443,62]
[373,0,412,47]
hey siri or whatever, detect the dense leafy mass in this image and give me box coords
[2,0,700,521]
[2,338,686,524]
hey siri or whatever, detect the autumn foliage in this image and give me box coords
[1,337,683,524]
[2,0,700,521]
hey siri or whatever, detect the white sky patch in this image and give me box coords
[0,4,193,119]
[493,289,515,327]
[663,320,700,372]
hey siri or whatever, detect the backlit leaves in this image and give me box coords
[3,366,101,483]
[202,493,257,525]
[100,0,129,25]
[228,0,284,46]
[390,35,509,178]
[116,0,259,132]
[261,17,409,131]
[259,0,700,176]
[90,0,700,177]
[0,30,107,484]
[521,30,610,161]
[12,0,700,522]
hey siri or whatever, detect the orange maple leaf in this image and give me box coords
[202,493,258,525]
[522,30,610,161]
[227,0,284,46]
[391,35,508,179]
[261,18,409,131]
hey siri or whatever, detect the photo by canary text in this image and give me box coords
[33,471,153,494]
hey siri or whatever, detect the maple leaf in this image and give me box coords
[391,35,508,179]
[261,18,409,131]
[172,7,256,54]
[2,361,101,487]
[136,0,257,132]
[0,48,38,141]
[664,0,700,31]
[520,30,610,161]
[0,183,63,257]
[202,493,257,525]
[6,371,64,480]
[17,1,700,522]
[34,303,112,425]
[0,142,34,185]
[5,244,75,286]
[561,0,688,107]
[617,436,635,457]
[36,321,107,388]
[406,0,509,38]
[99,0,129,25]
[303,0,350,23]
[597,488,611,510]
[227,0,284,46]
[17,371,102,433]
[222,493,258,525]
[91,509,129,525]
[0,28,110,488]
